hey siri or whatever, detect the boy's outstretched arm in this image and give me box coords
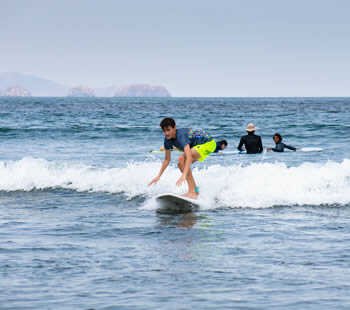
[148,150,171,186]
[176,144,192,186]
[285,144,297,151]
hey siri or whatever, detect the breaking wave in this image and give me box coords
[0,157,349,209]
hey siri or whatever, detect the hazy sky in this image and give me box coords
[1,0,349,96]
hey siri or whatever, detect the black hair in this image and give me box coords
[160,117,176,129]
[218,139,228,146]
[215,139,228,152]
[273,133,282,142]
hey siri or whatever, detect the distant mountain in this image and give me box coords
[68,86,95,97]
[4,85,31,97]
[96,84,171,97]
[0,72,67,96]
[0,72,172,97]
[95,85,120,97]
[114,84,171,97]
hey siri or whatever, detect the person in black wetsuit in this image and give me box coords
[214,140,228,153]
[268,133,296,152]
[237,123,263,154]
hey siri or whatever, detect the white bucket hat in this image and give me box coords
[246,123,256,132]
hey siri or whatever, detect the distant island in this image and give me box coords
[114,84,171,97]
[0,72,67,97]
[3,85,32,97]
[68,86,95,97]
[0,72,171,97]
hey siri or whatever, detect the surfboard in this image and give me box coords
[156,193,200,214]
[300,147,323,152]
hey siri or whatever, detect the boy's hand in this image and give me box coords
[176,175,186,187]
[148,176,160,186]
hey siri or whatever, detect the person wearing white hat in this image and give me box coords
[237,123,263,154]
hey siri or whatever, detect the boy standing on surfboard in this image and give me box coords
[148,117,216,199]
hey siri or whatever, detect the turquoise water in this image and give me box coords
[1,97,350,309]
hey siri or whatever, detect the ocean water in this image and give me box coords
[0,97,350,309]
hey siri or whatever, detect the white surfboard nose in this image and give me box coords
[156,193,199,214]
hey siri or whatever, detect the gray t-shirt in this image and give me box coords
[164,128,212,151]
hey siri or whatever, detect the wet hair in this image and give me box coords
[218,139,228,147]
[160,117,176,129]
[273,133,282,142]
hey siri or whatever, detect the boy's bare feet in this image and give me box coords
[182,192,199,199]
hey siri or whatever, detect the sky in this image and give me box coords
[1,0,349,96]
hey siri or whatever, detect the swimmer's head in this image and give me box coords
[273,133,282,143]
[218,140,228,150]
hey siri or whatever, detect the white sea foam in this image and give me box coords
[0,157,349,209]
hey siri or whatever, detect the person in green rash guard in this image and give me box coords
[148,117,216,199]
